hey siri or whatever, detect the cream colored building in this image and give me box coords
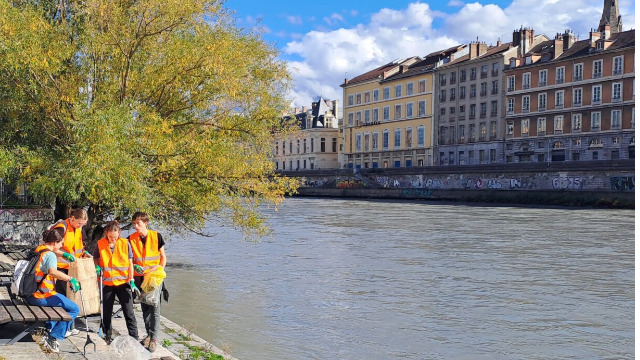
[273,97,341,171]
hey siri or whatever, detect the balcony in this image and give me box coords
[490,135,497,140]
[460,76,466,82]
[460,94,466,100]
[492,70,499,77]
[538,106,546,111]
[480,91,487,97]
[523,84,530,90]
[480,113,487,118]
[470,92,477,99]
[522,108,530,114]
[450,78,457,84]
[470,74,477,81]
[469,114,476,119]
[539,81,547,87]
[574,75,583,81]
[491,112,498,117]
[555,103,564,109]
[592,99,602,105]
[458,114,466,121]
[573,101,582,107]
[449,116,456,122]
[480,72,488,79]
[439,96,447,102]
[479,136,486,142]
[538,130,546,136]
[440,80,447,86]
[507,86,515,92]
[507,110,514,115]
[450,95,456,101]
[593,72,602,79]
[458,137,466,144]
[613,69,623,75]
[468,137,476,143]
[556,77,564,84]
[612,96,622,103]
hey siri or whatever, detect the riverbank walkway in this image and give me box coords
[0,252,236,360]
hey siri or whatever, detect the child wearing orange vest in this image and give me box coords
[92,220,141,343]
[129,212,167,353]
[25,227,81,353]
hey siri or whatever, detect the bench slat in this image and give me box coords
[40,306,63,321]
[12,299,36,322]
[26,304,50,321]
[0,299,24,322]
[0,302,11,324]
[51,307,72,322]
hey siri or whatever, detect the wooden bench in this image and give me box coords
[0,289,73,345]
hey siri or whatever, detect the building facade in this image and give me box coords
[274,97,342,171]
[503,25,635,163]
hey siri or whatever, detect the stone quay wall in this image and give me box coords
[0,208,54,245]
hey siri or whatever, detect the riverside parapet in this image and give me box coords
[286,159,634,208]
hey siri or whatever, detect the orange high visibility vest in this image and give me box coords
[97,238,131,286]
[129,230,160,275]
[33,245,57,299]
[55,219,84,269]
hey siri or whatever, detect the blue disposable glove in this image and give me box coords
[95,265,102,276]
[129,280,141,297]
[133,264,144,275]
[69,277,81,292]
[62,252,75,262]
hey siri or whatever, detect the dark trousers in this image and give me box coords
[135,276,161,341]
[102,283,138,339]
[54,268,75,330]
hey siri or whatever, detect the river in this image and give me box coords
[161,198,634,360]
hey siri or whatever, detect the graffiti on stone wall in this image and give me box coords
[337,180,366,189]
[304,179,327,188]
[375,176,390,188]
[610,176,635,192]
[0,209,54,245]
[552,177,583,190]
[509,177,534,190]
[486,179,502,189]
[425,179,446,189]
[401,189,434,197]
[462,179,484,190]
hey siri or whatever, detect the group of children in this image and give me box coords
[25,210,167,354]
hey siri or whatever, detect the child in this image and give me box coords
[93,220,141,343]
[128,212,167,353]
[25,227,81,353]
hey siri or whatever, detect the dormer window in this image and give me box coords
[525,56,532,65]
[596,41,604,50]
[510,59,516,67]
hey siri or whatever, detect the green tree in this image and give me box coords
[0,0,298,243]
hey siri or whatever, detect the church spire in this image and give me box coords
[598,0,623,34]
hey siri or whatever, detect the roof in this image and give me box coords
[437,42,513,69]
[341,57,420,87]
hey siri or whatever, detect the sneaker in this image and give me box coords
[43,336,60,353]
[140,335,151,348]
[148,339,157,353]
[65,328,81,338]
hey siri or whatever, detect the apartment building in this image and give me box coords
[503,21,634,163]
[274,97,342,171]
[340,48,462,169]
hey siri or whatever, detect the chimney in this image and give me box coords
[497,38,502,47]
[478,42,488,56]
[301,106,307,112]
[603,24,611,40]
[589,28,601,47]
[332,100,338,111]
[469,42,478,59]
[514,27,535,57]
[553,33,564,59]
[562,29,576,50]
[344,78,349,84]
[294,107,299,113]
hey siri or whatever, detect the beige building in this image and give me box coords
[273,97,341,171]
[340,51,460,169]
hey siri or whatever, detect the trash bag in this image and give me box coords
[111,335,152,360]
[141,266,166,293]
[139,284,162,307]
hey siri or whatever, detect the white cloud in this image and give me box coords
[284,0,636,107]
[286,15,302,25]
[447,0,465,6]
[350,10,358,16]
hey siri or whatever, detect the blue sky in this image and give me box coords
[225,0,636,107]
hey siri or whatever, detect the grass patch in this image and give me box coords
[162,339,173,347]
[178,333,191,341]
[164,327,176,334]
[177,341,225,360]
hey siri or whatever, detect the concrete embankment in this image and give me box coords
[283,159,635,208]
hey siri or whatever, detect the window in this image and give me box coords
[406,128,413,148]
[355,133,362,152]
[449,126,455,144]
[383,106,390,121]
[480,122,486,139]
[555,90,564,108]
[406,82,414,96]
[491,121,497,139]
[593,59,603,78]
[373,108,379,122]
[364,92,370,103]
[556,66,565,83]
[468,150,475,164]
[460,105,466,114]
[469,124,475,141]
[439,126,446,144]
[507,76,515,91]
[450,71,457,84]
[480,102,487,118]
[363,133,369,152]
[470,67,477,80]
[491,101,497,117]
[612,136,620,144]
[439,74,447,86]
[460,69,467,82]
[418,100,426,116]
[507,98,514,114]
[470,84,477,98]
[383,130,389,149]
[573,88,582,106]
[348,95,354,106]
[591,112,601,130]
[481,65,488,78]
[554,115,564,132]
[356,93,362,104]
[538,93,547,111]
[440,108,446,116]
[573,138,581,146]
[364,109,370,125]
[521,119,530,135]
[592,151,598,160]
[490,149,496,163]
[303,139,307,153]
[440,90,446,102]
[418,80,426,93]
[383,87,390,100]
[507,121,514,135]
[537,117,546,133]
[311,138,314,152]
[418,126,425,146]
[523,73,531,89]
[592,85,602,104]
[289,141,292,154]
[553,141,564,149]
[572,114,582,131]
[450,106,456,115]
[613,56,623,75]
[479,150,486,163]
[460,86,466,99]
[470,104,476,119]
[480,82,487,96]
[355,111,361,126]
[539,69,547,86]
[395,85,402,98]
[611,149,620,159]
[612,83,622,101]
[611,110,622,128]
[372,132,379,150]
[458,125,465,141]
[522,96,530,113]
[574,63,583,81]
[394,104,401,120]
[492,62,499,76]
[394,129,401,148]
[406,103,414,118]
[332,138,337,152]
[450,88,456,101]
[491,80,498,95]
